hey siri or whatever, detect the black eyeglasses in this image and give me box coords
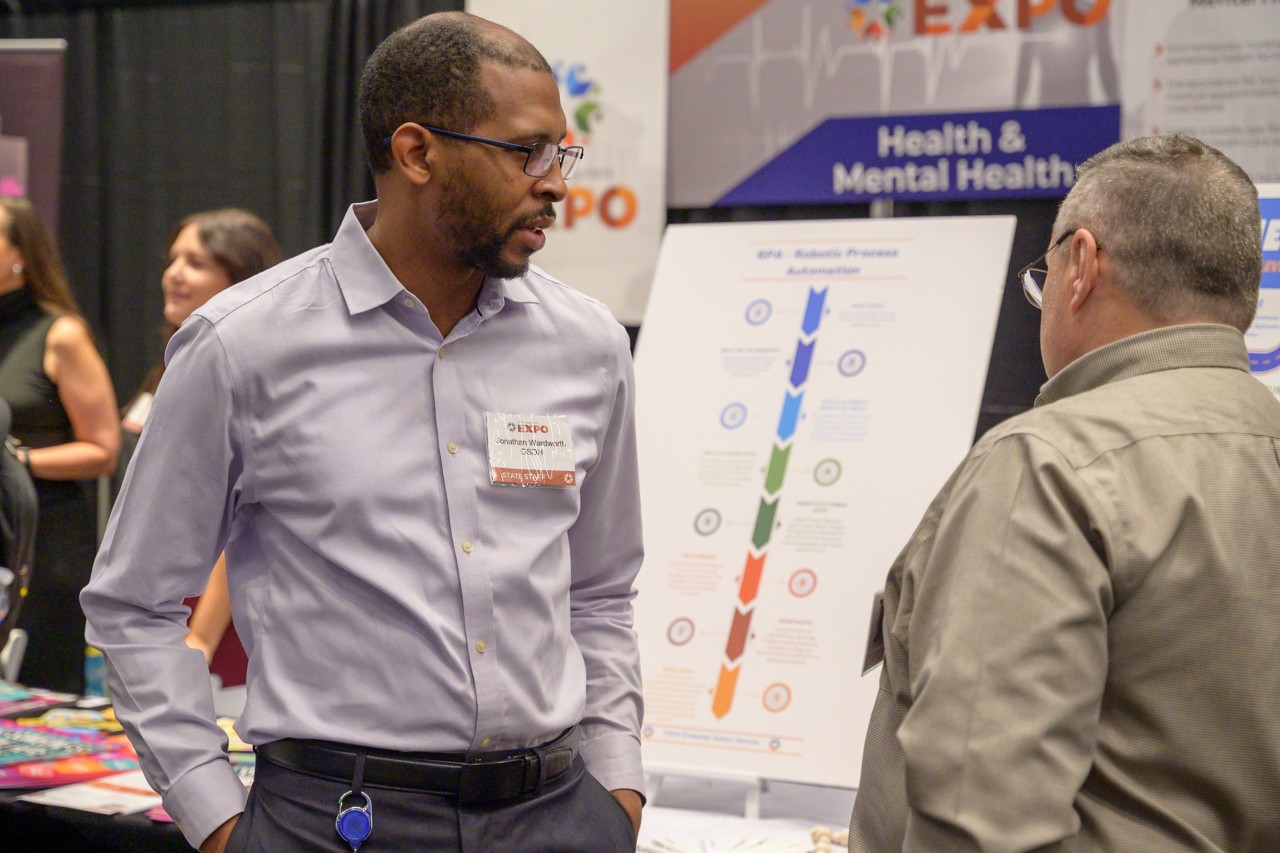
[1017,229,1100,309]
[384,124,583,179]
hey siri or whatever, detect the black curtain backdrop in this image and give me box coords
[0,0,459,403]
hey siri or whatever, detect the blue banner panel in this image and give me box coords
[718,106,1121,207]
[1262,197,1280,291]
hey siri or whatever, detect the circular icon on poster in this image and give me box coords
[642,725,654,738]
[762,683,792,713]
[667,617,695,646]
[838,349,867,377]
[813,458,842,486]
[720,402,748,430]
[694,508,722,536]
[789,569,817,597]
[745,299,772,326]
[769,738,781,751]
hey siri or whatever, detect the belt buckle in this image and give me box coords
[456,753,537,804]
[456,760,488,805]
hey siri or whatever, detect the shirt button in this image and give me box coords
[461,540,474,553]
[475,641,488,654]
[447,441,459,454]
[438,346,445,359]
[480,737,492,748]
[403,296,415,307]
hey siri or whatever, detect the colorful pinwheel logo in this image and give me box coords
[844,0,901,40]
[552,61,602,147]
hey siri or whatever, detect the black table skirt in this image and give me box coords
[0,791,191,852]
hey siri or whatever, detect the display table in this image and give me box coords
[0,791,189,852]
[641,775,856,852]
[0,688,193,851]
[0,774,856,853]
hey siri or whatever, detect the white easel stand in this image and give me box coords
[645,765,768,820]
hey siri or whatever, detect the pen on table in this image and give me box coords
[640,841,692,853]
[755,838,813,853]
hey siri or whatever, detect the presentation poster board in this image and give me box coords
[466,1,668,324]
[1249,184,1280,400]
[634,215,1015,787]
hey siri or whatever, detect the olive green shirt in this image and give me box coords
[851,324,1280,852]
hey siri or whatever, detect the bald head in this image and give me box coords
[359,12,552,174]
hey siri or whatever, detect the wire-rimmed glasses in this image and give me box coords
[1017,229,1078,309]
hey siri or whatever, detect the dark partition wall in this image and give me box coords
[0,0,460,401]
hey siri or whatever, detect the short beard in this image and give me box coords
[459,222,531,280]
[436,171,553,280]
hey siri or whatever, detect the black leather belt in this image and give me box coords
[256,726,578,805]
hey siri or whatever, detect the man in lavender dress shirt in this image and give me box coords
[83,12,644,852]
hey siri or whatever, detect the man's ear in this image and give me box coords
[387,124,433,187]
[1067,228,1102,313]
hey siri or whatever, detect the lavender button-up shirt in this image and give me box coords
[82,202,644,848]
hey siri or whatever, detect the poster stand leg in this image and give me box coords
[644,765,768,820]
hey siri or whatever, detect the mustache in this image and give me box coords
[514,205,557,230]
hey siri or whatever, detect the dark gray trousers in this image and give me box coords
[226,753,637,852]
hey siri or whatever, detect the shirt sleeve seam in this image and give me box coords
[198,316,254,504]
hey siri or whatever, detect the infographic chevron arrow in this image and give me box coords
[712,287,827,719]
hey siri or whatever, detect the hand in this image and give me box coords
[610,788,643,837]
[200,814,240,853]
[184,632,216,665]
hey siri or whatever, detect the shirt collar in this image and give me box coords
[1035,324,1252,407]
[330,201,543,317]
[330,201,404,315]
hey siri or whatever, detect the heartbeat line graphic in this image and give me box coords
[701,5,1060,113]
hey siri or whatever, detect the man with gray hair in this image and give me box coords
[84,11,643,853]
[849,135,1280,852]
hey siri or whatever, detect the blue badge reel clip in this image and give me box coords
[335,751,373,851]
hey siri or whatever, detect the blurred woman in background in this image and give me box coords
[0,197,120,693]
[120,208,281,687]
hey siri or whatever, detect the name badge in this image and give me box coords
[862,590,885,675]
[485,412,576,488]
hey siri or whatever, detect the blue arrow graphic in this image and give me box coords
[802,288,828,335]
[790,340,815,387]
[776,391,804,441]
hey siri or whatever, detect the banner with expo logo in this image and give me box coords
[1246,186,1280,398]
[669,0,1126,207]
[670,0,1280,206]
[465,1,669,325]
